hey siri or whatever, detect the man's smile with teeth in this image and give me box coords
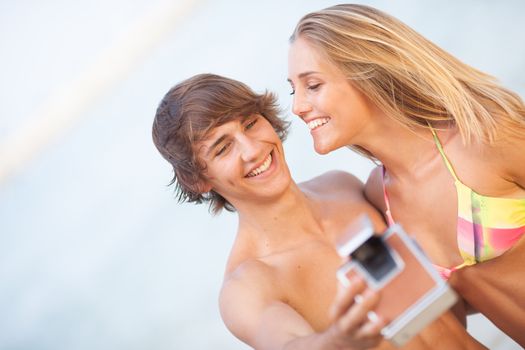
[247,154,272,177]
[307,117,330,130]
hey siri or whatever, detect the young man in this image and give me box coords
[152,74,485,350]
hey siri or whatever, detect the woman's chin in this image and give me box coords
[314,141,332,155]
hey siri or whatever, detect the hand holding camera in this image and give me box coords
[336,215,458,347]
[327,274,386,349]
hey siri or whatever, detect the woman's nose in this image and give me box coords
[292,93,312,117]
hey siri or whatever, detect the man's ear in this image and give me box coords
[194,180,212,194]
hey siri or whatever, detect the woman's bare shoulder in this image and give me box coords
[492,136,525,188]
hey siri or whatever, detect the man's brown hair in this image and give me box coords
[152,73,289,213]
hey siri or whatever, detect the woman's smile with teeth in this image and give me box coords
[247,154,272,177]
[307,118,330,130]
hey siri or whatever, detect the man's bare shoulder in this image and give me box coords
[223,258,274,286]
[299,170,364,199]
[219,258,282,344]
[221,257,282,308]
[364,165,385,212]
[299,169,386,233]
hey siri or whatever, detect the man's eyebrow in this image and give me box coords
[287,71,320,83]
[205,134,227,157]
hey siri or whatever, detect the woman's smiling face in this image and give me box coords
[288,37,377,154]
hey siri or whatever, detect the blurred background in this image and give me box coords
[1,0,523,349]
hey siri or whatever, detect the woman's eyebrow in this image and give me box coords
[287,71,320,84]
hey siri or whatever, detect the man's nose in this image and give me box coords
[238,134,259,162]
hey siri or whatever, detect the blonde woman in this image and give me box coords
[287,4,525,346]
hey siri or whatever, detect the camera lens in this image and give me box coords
[350,236,397,282]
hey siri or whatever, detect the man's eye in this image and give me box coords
[216,143,231,156]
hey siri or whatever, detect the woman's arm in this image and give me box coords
[449,135,525,346]
[449,234,525,347]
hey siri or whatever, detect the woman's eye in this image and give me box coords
[289,89,296,96]
[246,118,258,129]
[307,83,321,91]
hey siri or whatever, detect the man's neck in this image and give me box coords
[235,181,326,258]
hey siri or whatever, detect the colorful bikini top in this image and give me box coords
[382,127,525,280]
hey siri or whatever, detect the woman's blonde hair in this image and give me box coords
[290,4,525,153]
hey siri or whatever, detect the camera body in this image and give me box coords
[336,215,457,347]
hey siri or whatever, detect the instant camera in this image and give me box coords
[336,215,457,347]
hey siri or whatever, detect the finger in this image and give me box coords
[330,276,366,320]
[354,314,385,340]
[330,276,365,320]
[345,318,385,350]
[352,328,384,349]
[338,288,380,332]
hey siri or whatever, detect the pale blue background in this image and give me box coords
[1,1,523,349]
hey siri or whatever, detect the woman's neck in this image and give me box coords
[357,120,445,180]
